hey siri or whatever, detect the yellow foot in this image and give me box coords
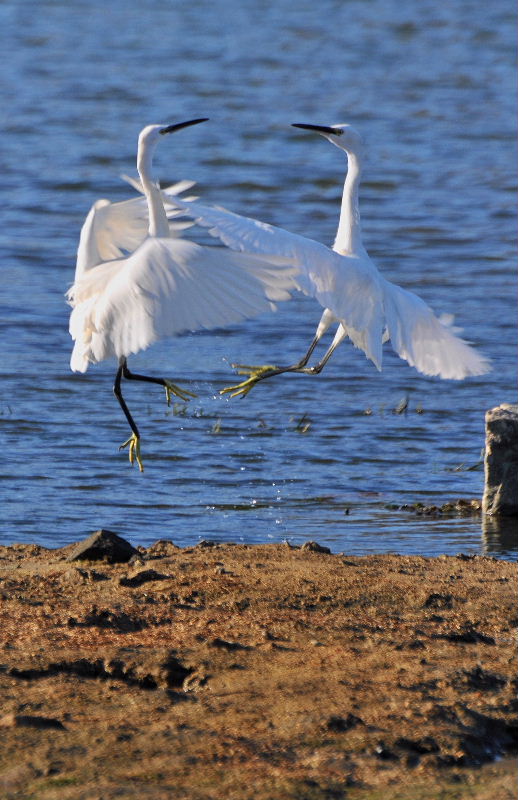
[119,433,144,473]
[164,380,197,406]
[220,364,279,399]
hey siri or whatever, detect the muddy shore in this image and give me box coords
[0,536,516,799]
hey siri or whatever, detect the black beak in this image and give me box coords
[160,118,209,135]
[292,123,342,136]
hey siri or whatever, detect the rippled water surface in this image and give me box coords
[1,0,516,558]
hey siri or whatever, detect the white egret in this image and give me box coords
[67,119,296,470]
[164,122,490,397]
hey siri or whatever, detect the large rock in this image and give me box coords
[67,530,139,563]
[482,404,518,517]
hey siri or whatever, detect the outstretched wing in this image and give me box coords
[120,174,198,235]
[75,180,198,281]
[162,195,336,292]
[68,238,297,372]
[75,197,149,280]
[166,195,489,378]
[163,195,387,367]
[381,279,490,379]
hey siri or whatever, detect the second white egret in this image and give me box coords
[165,122,490,397]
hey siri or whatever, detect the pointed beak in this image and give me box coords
[292,123,342,136]
[160,118,209,135]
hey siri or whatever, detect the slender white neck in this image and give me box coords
[137,141,169,238]
[332,151,363,256]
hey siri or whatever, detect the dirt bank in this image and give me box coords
[0,537,516,799]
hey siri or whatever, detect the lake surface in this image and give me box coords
[1,0,516,559]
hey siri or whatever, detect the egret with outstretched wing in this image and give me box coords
[164,123,490,397]
[68,120,296,470]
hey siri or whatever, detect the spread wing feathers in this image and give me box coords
[163,196,388,369]
[121,174,198,233]
[75,180,198,281]
[162,195,333,284]
[165,196,489,378]
[381,279,490,379]
[121,174,196,199]
[68,238,297,373]
[75,197,149,280]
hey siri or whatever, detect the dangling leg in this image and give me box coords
[114,360,144,472]
[220,335,320,398]
[121,359,197,405]
[297,324,348,375]
[114,358,195,472]
[221,309,337,398]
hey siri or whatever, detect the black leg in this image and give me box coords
[113,359,143,471]
[293,332,320,369]
[121,357,195,403]
[122,359,168,389]
[297,326,347,375]
[114,361,140,439]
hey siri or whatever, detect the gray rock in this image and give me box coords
[208,637,250,651]
[483,404,518,517]
[145,539,179,559]
[67,530,139,563]
[325,713,364,732]
[301,541,331,554]
[119,569,169,587]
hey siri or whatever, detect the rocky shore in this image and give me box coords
[0,534,516,799]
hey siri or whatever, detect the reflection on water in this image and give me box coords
[0,0,516,560]
[481,516,518,560]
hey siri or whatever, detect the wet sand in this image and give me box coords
[0,537,516,799]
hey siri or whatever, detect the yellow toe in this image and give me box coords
[119,434,144,472]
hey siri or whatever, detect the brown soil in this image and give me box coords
[0,538,516,799]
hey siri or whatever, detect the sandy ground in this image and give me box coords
[0,536,516,799]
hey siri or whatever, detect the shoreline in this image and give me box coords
[2,495,516,563]
[0,537,516,799]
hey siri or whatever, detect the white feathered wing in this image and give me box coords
[68,237,297,373]
[75,179,197,282]
[163,195,490,379]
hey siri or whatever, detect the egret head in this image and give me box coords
[137,119,209,174]
[138,118,209,150]
[292,123,363,156]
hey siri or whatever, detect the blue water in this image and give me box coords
[1,0,516,559]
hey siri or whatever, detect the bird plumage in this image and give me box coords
[68,122,296,374]
[68,237,294,372]
[164,123,490,382]
[67,119,297,469]
[74,178,196,283]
